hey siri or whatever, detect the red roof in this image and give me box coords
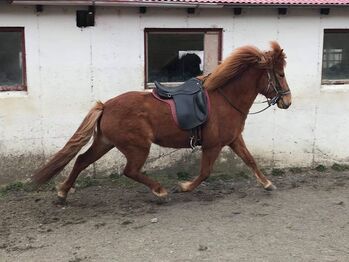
[10,0,349,6]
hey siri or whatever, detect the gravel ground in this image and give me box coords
[0,169,348,262]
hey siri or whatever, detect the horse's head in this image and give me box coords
[258,42,292,109]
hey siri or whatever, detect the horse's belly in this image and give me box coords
[150,119,192,148]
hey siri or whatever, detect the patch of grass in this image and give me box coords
[289,167,303,174]
[0,181,34,197]
[109,173,120,180]
[34,180,57,192]
[110,174,138,188]
[234,171,249,180]
[176,171,191,180]
[206,173,234,182]
[0,188,6,197]
[261,168,268,174]
[110,172,174,189]
[148,173,177,187]
[4,181,25,191]
[331,163,349,172]
[315,164,327,172]
[271,168,285,177]
[206,176,220,183]
[75,176,99,189]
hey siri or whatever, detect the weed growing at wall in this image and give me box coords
[75,176,100,189]
[289,167,303,174]
[331,163,349,172]
[0,181,32,197]
[315,165,327,172]
[271,168,285,176]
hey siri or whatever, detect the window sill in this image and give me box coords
[321,83,349,92]
[0,91,28,98]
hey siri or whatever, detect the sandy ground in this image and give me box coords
[0,169,348,262]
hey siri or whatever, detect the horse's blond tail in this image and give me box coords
[31,101,104,184]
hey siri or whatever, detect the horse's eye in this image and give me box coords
[279,73,285,78]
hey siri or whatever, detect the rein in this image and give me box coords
[217,88,246,116]
[217,69,290,116]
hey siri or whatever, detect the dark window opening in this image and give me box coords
[0,27,26,91]
[322,29,349,85]
[145,29,221,87]
[148,33,204,83]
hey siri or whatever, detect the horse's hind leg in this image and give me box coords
[179,146,222,192]
[121,146,168,198]
[57,135,113,201]
[229,135,276,191]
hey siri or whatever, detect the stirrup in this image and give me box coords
[190,136,197,150]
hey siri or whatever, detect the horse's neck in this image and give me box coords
[220,69,260,115]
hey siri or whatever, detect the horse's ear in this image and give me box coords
[259,55,268,65]
[274,48,286,63]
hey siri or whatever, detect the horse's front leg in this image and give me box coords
[229,135,276,191]
[179,146,222,192]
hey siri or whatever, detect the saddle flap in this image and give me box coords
[173,93,208,130]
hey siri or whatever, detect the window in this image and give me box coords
[0,27,26,91]
[322,29,349,85]
[145,28,222,87]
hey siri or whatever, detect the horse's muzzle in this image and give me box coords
[277,97,291,109]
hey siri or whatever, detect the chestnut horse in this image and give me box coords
[32,41,291,202]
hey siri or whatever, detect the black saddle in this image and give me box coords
[154,78,209,131]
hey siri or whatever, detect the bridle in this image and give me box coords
[217,67,290,116]
[249,69,290,114]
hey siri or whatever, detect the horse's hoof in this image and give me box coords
[179,181,192,192]
[264,182,277,191]
[69,187,76,194]
[57,189,67,198]
[152,187,168,198]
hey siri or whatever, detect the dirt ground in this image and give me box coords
[0,169,348,262]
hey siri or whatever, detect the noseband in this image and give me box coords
[217,68,290,116]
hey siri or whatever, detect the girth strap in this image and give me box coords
[190,127,202,149]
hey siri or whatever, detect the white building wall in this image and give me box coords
[1,4,349,182]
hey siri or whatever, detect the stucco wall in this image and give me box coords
[1,4,349,183]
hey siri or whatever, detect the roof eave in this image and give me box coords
[9,1,349,8]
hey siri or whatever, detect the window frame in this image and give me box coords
[0,27,27,92]
[321,28,349,86]
[144,28,222,89]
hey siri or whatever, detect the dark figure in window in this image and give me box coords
[160,53,203,82]
[327,62,349,79]
[180,53,203,80]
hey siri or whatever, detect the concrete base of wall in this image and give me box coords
[0,147,254,185]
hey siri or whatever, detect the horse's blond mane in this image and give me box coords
[202,41,285,91]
